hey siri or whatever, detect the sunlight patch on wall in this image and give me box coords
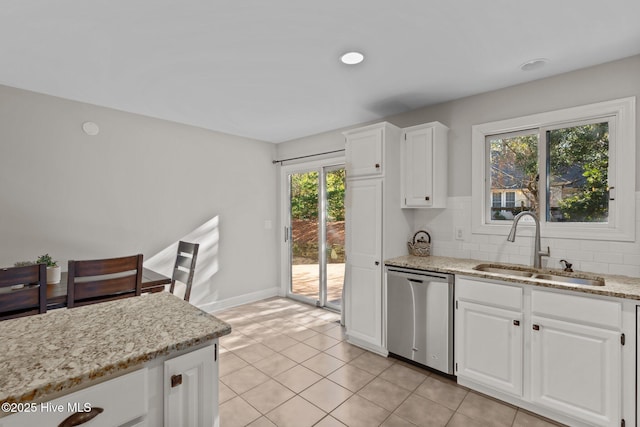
[144,215,220,305]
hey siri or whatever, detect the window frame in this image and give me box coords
[471,97,636,241]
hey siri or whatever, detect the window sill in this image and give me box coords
[472,221,635,242]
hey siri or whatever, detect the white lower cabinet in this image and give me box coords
[1,368,148,427]
[345,178,383,352]
[456,276,626,427]
[456,301,523,397]
[164,343,218,427]
[530,316,620,426]
[1,342,219,427]
[529,290,621,426]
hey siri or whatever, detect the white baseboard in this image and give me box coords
[346,335,388,357]
[199,287,280,314]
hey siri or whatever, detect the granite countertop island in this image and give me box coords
[386,255,640,300]
[0,292,231,407]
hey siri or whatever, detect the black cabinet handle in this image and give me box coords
[513,320,520,326]
[533,324,540,331]
[171,374,183,387]
[58,407,104,427]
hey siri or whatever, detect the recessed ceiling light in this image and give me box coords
[340,51,364,65]
[520,58,548,71]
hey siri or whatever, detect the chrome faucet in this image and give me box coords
[507,211,550,269]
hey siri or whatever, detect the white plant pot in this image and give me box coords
[46,266,61,284]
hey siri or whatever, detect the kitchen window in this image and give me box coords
[472,97,636,241]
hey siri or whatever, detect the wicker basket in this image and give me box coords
[407,230,431,257]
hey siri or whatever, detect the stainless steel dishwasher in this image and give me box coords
[386,266,454,374]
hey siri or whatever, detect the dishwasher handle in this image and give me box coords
[386,268,451,283]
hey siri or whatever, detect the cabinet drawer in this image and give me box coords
[531,290,621,329]
[457,277,522,311]
[2,368,148,427]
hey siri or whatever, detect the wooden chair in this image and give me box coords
[0,264,47,320]
[169,241,199,302]
[67,254,143,308]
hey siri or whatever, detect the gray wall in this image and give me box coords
[2,54,637,309]
[276,55,640,277]
[277,54,640,194]
[0,85,278,309]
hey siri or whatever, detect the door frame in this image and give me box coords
[322,164,346,312]
[279,156,345,308]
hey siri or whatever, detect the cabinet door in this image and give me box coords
[164,343,218,427]
[346,127,383,178]
[345,179,383,349]
[530,317,620,427]
[402,126,434,207]
[456,301,523,397]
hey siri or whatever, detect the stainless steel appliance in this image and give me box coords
[386,266,454,374]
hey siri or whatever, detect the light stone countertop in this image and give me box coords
[386,255,640,300]
[0,292,231,406]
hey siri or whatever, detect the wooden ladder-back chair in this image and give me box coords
[67,254,143,308]
[0,264,47,320]
[169,241,199,302]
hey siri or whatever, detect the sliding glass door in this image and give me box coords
[283,161,345,311]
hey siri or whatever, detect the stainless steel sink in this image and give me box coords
[473,265,535,277]
[473,264,605,286]
[531,273,605,286]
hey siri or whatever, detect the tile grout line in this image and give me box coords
[217,298,564,427]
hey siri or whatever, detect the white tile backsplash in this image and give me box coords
[413,194,640,278]
[609,263,640,277]
[623,253,640,265]
[596,252,624,265]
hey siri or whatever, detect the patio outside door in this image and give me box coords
[284,162,345,311]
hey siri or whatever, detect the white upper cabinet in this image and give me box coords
[344,124,384,178]
[401,122,448,208]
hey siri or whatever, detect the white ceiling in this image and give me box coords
[2,1,640,143]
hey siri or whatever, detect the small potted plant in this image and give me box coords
[36,254,61,284]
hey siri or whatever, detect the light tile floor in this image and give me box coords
[216,298,564,427]
[291,263,345,305]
